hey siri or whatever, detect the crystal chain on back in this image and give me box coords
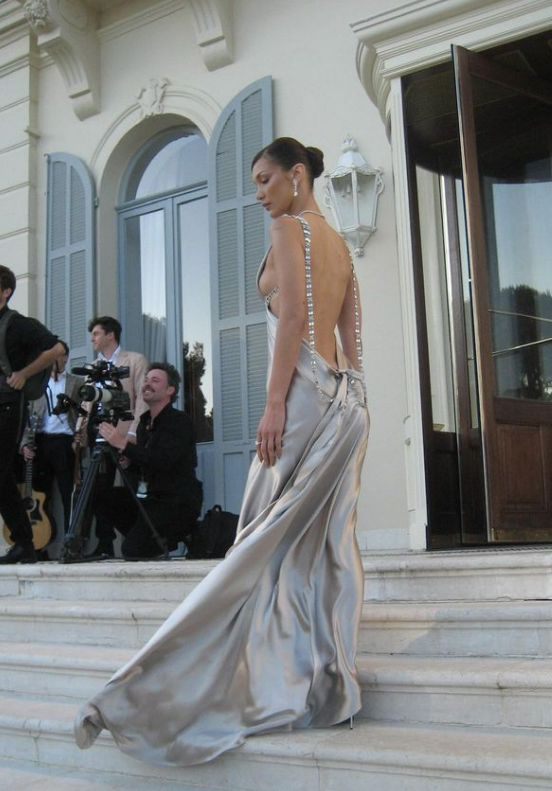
[297,217,322,394]
[348,249,366,399]
[289,215,366,400]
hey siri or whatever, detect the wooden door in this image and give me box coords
[453,45,552,541]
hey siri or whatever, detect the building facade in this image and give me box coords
[1,0,551,553]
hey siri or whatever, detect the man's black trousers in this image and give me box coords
[95,487,198,559]
[33,433,75,535]
[0,399,33,546]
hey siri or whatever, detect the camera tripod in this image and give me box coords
[60,439,169,564]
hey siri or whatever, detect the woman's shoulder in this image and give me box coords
[270,214,304,235]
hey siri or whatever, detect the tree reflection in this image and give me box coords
[492,284,552,401]
[183,341,214,442]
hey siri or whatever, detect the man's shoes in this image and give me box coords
[85,540,115,560]
[0,543,37,564]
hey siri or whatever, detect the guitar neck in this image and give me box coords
[24,459,33,499]
[25,412,38,498]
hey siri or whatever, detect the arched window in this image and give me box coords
[118,127,214,490]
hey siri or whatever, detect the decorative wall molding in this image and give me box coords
[0,52,35,79]
[0,15,32,49]
[0,139,32,156]
[136,77,170,119]
[17,0,100,120]
[0,96,31,114]
[90,82,221,174]
[0,181,33,198]
[352,0,552,124]
[23,0,51,29]
[0,1,27,32]
[98,0,181,43]
[188,0,233,71]
[0,226,34,241]
[13,0,234,118]
[99,0,233,69]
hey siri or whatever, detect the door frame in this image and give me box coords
[453,44,552,540]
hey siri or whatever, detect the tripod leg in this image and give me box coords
[59,446,104,563]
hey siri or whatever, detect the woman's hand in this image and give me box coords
[256,403,285,466]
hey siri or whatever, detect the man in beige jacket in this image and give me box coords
[87,316,148,441]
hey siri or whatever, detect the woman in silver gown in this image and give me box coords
[74,137,370,767]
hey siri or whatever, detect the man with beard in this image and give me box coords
[90,362,203,560]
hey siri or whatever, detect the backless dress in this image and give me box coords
[74,215,370,767]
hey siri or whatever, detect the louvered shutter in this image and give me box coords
[46,153,95,368]
[209,77,273,513]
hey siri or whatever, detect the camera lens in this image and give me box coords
[79,384,114,404]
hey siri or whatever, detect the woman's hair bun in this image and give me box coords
[306,147,324,179]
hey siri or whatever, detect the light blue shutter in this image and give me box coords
[46,153,95,368]
[209,77,273,513]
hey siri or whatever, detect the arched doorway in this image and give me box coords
[118,126,215,504]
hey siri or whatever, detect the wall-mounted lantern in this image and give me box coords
[324,135,384,256]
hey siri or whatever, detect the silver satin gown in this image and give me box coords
[74,215,370,767]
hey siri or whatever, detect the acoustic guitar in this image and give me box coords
[2,414,53,550]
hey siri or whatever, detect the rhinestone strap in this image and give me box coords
[295,216,321,394]
[286,215,366,399]
[264,284,279,306]
[348,248,367,399]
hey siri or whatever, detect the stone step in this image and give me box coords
[2,643,552,733]
[2,547,552,606]
[2,596,552,657]
[0,759,190,791]
[358,654,552,730]
[0,643,131,701]
[359,600,552,657]
[363,547,552,602]
[0,560,217,603]
[0,598,174,648]
[0,697,551,791]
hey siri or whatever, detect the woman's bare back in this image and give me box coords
[258,214,355,369]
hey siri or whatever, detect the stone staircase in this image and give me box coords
[1,549,552,790]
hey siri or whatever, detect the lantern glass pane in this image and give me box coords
[356,173,377,227]
[331,173,356,229]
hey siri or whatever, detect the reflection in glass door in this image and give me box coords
[485,160,552,402]
[177,193,215,510]
[178,196,213,443]
[121,207,168,361]
[454,44,552,541]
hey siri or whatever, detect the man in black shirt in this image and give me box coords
[0,265,65,564]
[91,362,203,559]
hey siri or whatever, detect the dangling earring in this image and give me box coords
[293,177,299,197]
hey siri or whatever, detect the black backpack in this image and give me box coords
[187,505,239,559]
[0,309,51,400]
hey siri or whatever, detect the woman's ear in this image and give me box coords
[291,163,306,181]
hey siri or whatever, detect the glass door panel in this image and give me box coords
[178,196,213,443]
[484,156,552,400]
[122,208,167,361]
[453,44,552,541]
[453,178,480,429]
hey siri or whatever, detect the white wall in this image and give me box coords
[1,0,411,551]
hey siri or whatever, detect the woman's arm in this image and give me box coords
[337,271,362,371]
[256,216,306,466]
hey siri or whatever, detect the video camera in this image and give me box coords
[68,360,133,431]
